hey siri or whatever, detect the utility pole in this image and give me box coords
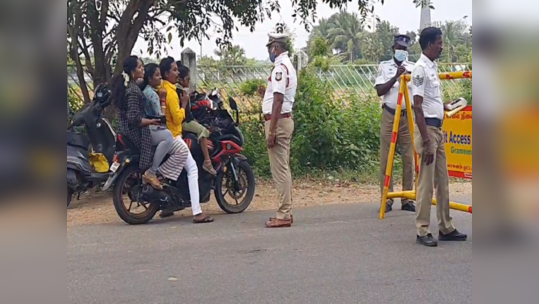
[419,0,432,30]
[199,32,203,58]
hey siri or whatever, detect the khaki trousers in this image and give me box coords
[414,126,456,237]
[265,118,294,220]
[380,109,415,206]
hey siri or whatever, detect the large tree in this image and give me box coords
[68,0,447,104]
[327,10,365,62]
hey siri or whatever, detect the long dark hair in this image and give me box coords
[111,55,140,109]
[140,63,159,91]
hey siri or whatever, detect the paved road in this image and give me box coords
[68,199,472,304]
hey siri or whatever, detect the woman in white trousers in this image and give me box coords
[159,136,214,224]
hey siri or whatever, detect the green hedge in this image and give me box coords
[241,65,384,179]
[239,65,472,179]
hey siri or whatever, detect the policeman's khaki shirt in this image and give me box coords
[262,52,298,115]
[375,59,415,109]
[411,54,444,120]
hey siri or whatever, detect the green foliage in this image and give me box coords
[237,58,472,180]
[214,44,247,65]
[292,66,382,172]
[239,61,385,179]
[241,119,271,177]
[310,37,331,58]
[240,79,266,96]
[305,11,472,65]
[312,56,331,72]
[460,80,472,104]
[68,89,84,113]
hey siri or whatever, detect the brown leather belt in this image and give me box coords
[264,113,292,121]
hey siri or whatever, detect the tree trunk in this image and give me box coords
[114,0,156,74]
[71,50,92,104]
[102,0,156,121]
[67,3,91,104]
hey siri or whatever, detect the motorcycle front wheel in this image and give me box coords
[112,165,159,225]
[214,160,255,214]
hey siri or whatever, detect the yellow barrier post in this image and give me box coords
[379,80,408,219]
[402,83,420,192]
[380,71,473,220]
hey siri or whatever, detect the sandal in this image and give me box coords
[203,161,217,176]
[265,218,292,228]
[143,171,163,190]
[193,214,214,224]
[269,215,294,224]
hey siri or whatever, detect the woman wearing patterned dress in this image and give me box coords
[111,56,187,191]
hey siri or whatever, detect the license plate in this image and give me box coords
[110,162,120,172]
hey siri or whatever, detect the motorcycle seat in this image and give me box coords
[119,134,173,166]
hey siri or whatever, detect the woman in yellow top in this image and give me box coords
[159,59,186,137]
[159,57,216,176]
[158,57,214,223]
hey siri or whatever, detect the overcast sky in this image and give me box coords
[134,0,473,61]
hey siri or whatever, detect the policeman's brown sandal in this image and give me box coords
[142,172,163,190]
[269,215,293,224]
[265,218,292,228]
[203,160,217,176]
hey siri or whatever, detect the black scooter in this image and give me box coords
[67,84,116,207]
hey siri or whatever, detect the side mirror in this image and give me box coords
[228,97,239,124]
[228,97,238,111]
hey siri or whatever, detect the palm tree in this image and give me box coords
[361,32,382,63]
[308,18,333,46]
[327,11,365,63]
[214,44,247,65]
[375,21,400,60]
[440,20,468,62]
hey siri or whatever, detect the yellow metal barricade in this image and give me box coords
[379,71,473,219]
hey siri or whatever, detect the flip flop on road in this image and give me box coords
[193,215,214,224]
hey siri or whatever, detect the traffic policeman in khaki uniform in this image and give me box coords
[375,34,416,213]
[261,24,298,228]
[412,27,468,247]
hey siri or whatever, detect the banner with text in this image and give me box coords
[442,106,472,179]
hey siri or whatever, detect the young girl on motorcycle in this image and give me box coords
[176,62,217,176]
[111,56,165,189]
[139,63,188,189]
[158,57,214,223]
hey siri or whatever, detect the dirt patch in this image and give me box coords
[67,180,472,227]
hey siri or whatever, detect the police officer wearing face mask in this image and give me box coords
[261,23,298,228]
[375,34,416,214]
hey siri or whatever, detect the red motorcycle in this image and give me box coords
[106,97,255,225]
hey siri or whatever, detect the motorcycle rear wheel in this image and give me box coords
[113,165,159,225]
[215,160,255,214]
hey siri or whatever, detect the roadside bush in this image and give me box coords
[68,89,84,113]
[238,60,474,180]
[240,64,383,178]
[460,80,472,104]
[239,79,266,96]
[241,118,271,177]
